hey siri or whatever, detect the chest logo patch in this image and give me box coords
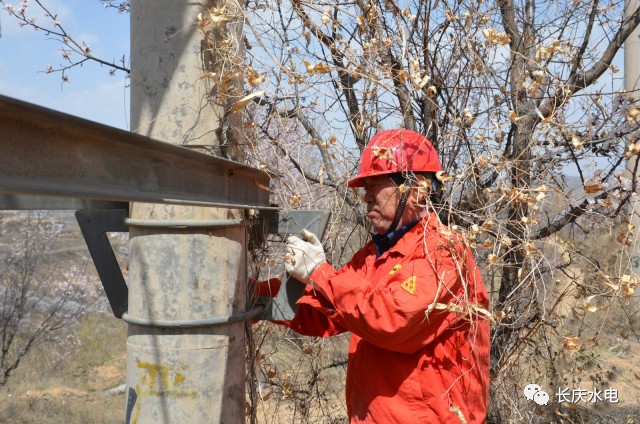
[389,264,402,275]
[400,276,417,295]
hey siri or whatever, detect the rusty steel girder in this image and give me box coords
[0,95,272,209]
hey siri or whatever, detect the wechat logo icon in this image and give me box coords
[524,383,549,406]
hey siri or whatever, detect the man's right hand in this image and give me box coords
[285,229,326,284]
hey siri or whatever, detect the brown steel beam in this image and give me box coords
[0,95,272,209]
[0,194,128,210]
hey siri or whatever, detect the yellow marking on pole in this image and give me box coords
[400,276,417,295]
[136,360,196,398]
[132,385,142,424]
[175,373,186,385]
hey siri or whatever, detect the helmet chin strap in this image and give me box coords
[386,191,408,235]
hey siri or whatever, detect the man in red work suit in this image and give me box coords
[283,129,490,423]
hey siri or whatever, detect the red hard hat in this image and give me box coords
[348,129,442,187]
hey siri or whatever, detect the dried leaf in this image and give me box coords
[284,254,296,266]
[626,142,640,157]
[246,67,265,87]
[435,171,453,182]
[482,28,511,46]
[371,146,395,161]
[621,274,638,298]
[523,242,537,256]
[302,60,331,75]
[196,12,209,24]
[254,179,272,193]
[617,230,633,246]
[462,108,474,124]
[481,220,494,230]
[583,295,599,313]
[289,194,302,205]
[500,235,512,247]
[209,13,231,23]
[411,71,431,90]
[563,337,581,352]
[584,181,603,194]
[198,72,217,81]
[301,343,313,354]
[508,110,524,122]
[396,69,411,84]
[470,304,492,318]
[227,90,264,114]
[600,276,620,291]
[321,11,331,25]
[493,310,505,321]
[571,134,583,150]
[476,156,489,169]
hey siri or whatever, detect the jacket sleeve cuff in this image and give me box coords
[310,262,360,308]
[310,262,338,291]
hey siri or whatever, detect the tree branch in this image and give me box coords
[539,6,640,118]
[290,0,366,150]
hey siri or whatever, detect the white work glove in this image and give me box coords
[285,229,326,284]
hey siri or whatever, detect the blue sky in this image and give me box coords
[0,0,130,129]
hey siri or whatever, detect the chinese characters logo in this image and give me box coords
[524,383,620,405]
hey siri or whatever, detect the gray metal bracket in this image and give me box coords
[256,210,331,321]
[254,273,308,321]
[75,209,129,318]
[261,210,331,239]
[75,208,330,322]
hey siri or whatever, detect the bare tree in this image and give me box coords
[0,212,95,386]
[243,0,640,421]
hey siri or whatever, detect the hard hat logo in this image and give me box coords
[348,129,442,187]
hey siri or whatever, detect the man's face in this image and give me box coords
[362,176,400,234]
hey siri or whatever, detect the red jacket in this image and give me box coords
[286,213,490,423]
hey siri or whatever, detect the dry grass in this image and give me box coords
[0,312,127,423]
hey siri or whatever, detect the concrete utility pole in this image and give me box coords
[626,0,640,274]
[127,1,247,422]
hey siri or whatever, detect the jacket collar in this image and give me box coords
[369,212,441,259]
[372,219,419,258]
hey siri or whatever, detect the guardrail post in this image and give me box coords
[127,1,247,422]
